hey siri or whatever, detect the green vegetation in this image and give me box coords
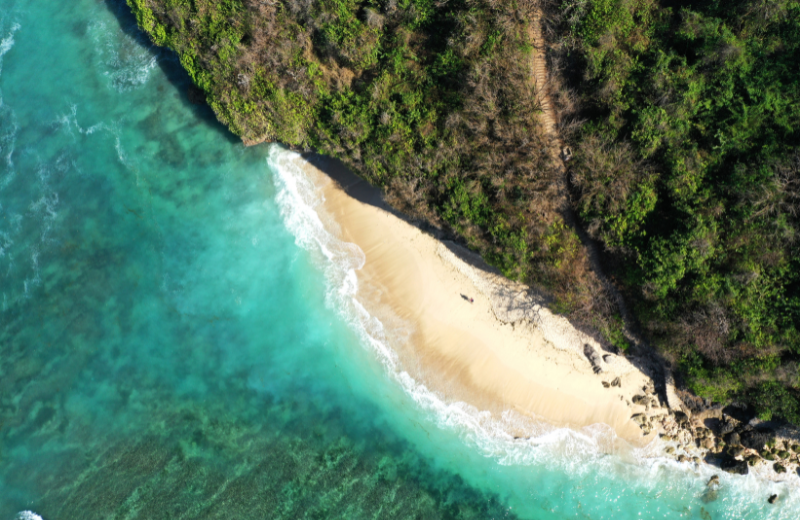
[127,0,618,328]
[556,0,800,422]
[129,0,800,424]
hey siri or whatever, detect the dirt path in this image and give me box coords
[530,9,559,140]
[527,9,684,413]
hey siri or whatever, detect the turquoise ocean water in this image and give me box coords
[0,1,798,518]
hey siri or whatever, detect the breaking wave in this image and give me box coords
[15,512,43,520]
[268,145,800,517]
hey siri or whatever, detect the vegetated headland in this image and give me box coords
[126,0,800,467]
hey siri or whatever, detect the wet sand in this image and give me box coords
[299,153,658,446]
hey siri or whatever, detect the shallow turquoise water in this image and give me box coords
[0,0,798,518]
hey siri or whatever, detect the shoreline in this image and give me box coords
[296,152,659,447]
[276,148,800,486]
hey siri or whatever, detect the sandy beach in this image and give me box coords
[294,154,662,447]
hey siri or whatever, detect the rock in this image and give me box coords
[665,446,675,454]
[611,377,621,387]
[774,463,786,474]
[701,488,719,503]
[768,494,778,504]
[778,450,790,459]
[746,455,760,466]
[602,381,610,388]
[693,457,701,464]
[602,354,614,364]
[707,475,719,487]
[727,446,745,458]
[792,444,800,453]
[721,457,749,475]
[631,414,648,426]
[632,395,648,405]
[701,438,715,450]
[583,344,603,374]
[741,430,772,451]
[762,451,775,461]
[660,434,674,441]
[720,420,736,435]
[677,454,688,463]
[726,432,741,446]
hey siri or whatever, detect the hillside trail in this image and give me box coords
[527,8,685,413]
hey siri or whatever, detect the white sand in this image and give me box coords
[296,156,659,446]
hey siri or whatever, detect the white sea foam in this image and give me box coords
[0,22,20,77]
[268,145,800,514]
[89,20,157,92]
[15,512,43,520]
[267,147,644,464]
[0,103,17,189]
[55,104,108,138]
[0,23,19,190]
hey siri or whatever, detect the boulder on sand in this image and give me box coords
[727,446,744,458]
[583,344,603,374]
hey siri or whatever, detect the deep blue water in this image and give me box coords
[0,0,798,518]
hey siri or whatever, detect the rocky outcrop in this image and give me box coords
[583,344,603,374]
[721,457,749,475]
[741,430,773,451]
